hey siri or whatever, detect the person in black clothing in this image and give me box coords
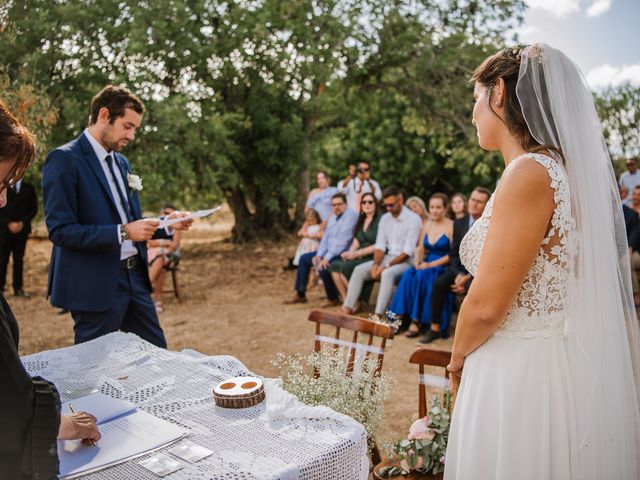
[0,179,37,297]
[0,99,101,479]
[419,187,491,343]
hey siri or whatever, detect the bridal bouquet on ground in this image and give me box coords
[378,388,452,477]
[272,348,392,452]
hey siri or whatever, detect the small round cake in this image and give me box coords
[213,376,265,408]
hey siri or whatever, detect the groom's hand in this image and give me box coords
[125,218,160,241]
[166,211,193,231]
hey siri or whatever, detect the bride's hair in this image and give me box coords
[471,47,562,160]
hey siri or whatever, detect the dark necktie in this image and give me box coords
[105,154,133,222]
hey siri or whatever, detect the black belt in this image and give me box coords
[121,255,139,269]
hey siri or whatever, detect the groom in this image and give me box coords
[42,85,190,348]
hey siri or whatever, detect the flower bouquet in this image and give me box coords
[377,388,452,478]
[272,347,392,453]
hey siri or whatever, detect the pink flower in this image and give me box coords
[400,459,410,471]
[440,455,446,464]
[408,416,433,440]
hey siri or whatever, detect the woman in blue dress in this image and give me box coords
[388,193,454,337]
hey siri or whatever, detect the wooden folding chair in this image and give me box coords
[372,346,451,480]
[163,255,183,303]
[308,309,394,466]
[308,309,394,376]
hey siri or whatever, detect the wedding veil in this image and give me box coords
[517,43,640,479]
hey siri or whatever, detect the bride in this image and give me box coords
[445,44,640,479]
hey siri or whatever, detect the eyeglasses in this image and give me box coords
[331,203,344,207]
[383,202,396,209]
[357,167,370,173]
[361,200,375,205]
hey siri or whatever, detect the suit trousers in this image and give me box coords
[429,268,459,328]
[0,231,29,292]
[294,251,340,300]
[343,256,411,314]
[71,261,167,348]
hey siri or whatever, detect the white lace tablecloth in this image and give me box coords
[22,332,368,479]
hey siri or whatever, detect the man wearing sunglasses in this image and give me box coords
[342,186,422,316]
[339,160,381,212]
[619,157,640,207]
[285,193,358,305]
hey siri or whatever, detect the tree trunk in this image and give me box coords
[295,111,315,225]
[225,187,255,244]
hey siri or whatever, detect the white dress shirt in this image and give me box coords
[84,129,137,260]
[338,177,382,211]
[375,206,423,259]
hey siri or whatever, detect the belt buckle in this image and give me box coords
[126,256,136,269]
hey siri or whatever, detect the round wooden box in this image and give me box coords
[213,376,266,408]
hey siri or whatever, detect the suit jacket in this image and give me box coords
[42,133,165,312]
[0,182,37,236]
[450,214,473,275]
[623,205,639,245]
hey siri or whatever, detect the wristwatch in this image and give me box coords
[120,224,129,242]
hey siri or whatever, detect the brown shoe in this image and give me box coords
[321,299,340,308]
[284,293,307,305]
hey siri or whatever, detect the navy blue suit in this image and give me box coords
[42,132,167,347]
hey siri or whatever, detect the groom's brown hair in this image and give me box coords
[88,85,144,126]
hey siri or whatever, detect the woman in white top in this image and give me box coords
[445,44,640,479]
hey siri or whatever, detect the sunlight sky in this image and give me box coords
[516,0,639,89]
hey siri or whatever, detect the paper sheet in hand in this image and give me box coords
[58,395,187,479]
[158,206,221,229]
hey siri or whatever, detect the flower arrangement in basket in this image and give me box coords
[272,347,392,451]
[378,388,452,477]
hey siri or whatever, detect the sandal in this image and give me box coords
[404,322,420,338]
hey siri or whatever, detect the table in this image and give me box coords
[23,332,369,479]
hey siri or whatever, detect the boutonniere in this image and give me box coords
[127,173,143,192]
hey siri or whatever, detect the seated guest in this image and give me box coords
[0,99,101,479]
[330,192,381,300]
[285,193,358,306]
[341,186,423,316]
[147,204,182,313]
[622,186,640,306]
[406,196,429,225]
[418,187,490,343]
[306,171,337,223]
[448,192,467,220]
[388,193,454,337]
[293,209,323,266]
[339,160,382,212]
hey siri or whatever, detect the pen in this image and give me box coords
[68,403,97,447]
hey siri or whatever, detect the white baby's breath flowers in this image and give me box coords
[127,173,143,191]
[272,347,393,451]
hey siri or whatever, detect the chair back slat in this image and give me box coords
[409,347,452,418]
[308,309,394,376]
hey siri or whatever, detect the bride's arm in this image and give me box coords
[449,159,555,372]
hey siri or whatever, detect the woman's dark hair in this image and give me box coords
[471,47,563,159]
[0,99,35,189]
[354,192,379,235]
[89,85,145,125]
[429,192,449,209]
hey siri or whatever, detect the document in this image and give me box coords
[158,206,222,229]
[61,392,136,424]
[59,395,188,479]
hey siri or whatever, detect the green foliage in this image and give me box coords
[378,389,452,478]
[0,0,524,239]
[595,83,640,161]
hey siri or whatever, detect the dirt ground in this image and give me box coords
[11,205,453,445]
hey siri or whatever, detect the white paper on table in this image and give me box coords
[158,206,222,229]
[58,409,188,479]
[61,393,136,425]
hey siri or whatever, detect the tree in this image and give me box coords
[595,83,640,160]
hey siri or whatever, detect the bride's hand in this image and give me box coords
[447,354,465,375]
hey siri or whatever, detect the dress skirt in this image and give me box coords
[445,333,575,480]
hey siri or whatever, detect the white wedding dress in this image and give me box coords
[445,152,579,479]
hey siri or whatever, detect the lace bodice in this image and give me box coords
[459,153,577,338]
